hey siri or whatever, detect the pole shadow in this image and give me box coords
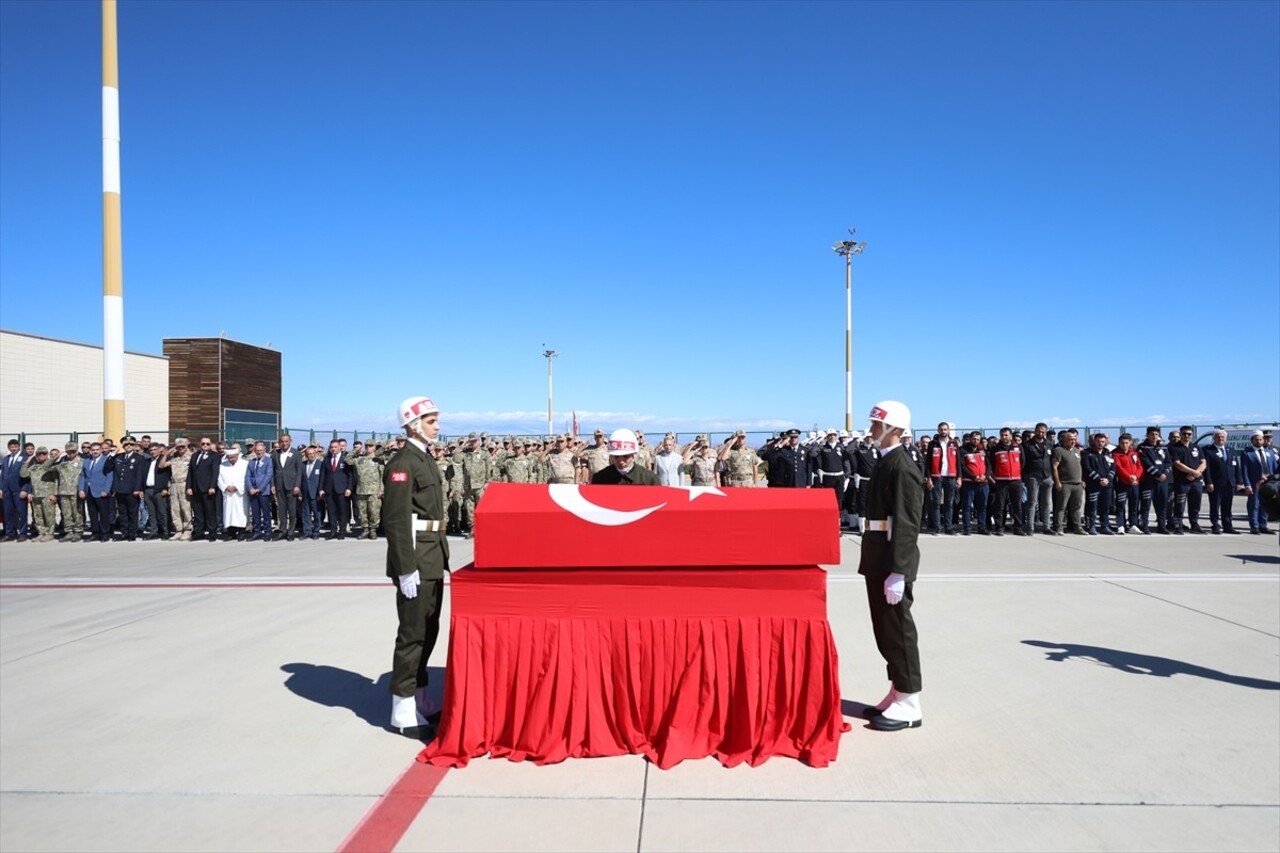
[1022,641,1280,690]
[1225,554,1280,565]
[280,663,447,729]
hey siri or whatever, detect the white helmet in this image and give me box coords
[398,396,438,428]
[868,400,911,432]
[608,428,639,456]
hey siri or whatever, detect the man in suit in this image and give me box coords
[857,400,926,732]
[1,438,31,541]
[140,442,173,539]
[111,437,146,541]
[271,433,303,540]
[1239,430,1276,534]
[244,441,275,541]
[78,441,116,542]
[187,436,221,542]
[1202,429,1241,535]
[300,446,324,539]
[319,439,353,539]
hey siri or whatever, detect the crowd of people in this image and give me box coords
[2,422,1277,543]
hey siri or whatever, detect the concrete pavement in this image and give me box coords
[1,528,1276,852]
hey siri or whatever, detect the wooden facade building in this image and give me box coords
[163,337,281,441]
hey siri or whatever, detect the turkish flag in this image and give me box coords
[473,483,839,569]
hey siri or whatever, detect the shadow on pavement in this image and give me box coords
[1225,553,1280,565]
[280,663,447,728]
[1022,641,1280,690]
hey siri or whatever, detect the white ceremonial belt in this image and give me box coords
[818,471,844,478]
[413,516,444,533]
[867,517,894,539]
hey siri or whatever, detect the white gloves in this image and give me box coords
[398,570,420,599]
[884,573,905,605]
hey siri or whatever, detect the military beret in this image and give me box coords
[65,441,78,450]
[35,446,48,454]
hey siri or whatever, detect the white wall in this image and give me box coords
[0,329,169,442]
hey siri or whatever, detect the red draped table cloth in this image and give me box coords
[418,565,848,770]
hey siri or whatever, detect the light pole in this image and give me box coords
[832,230,867,433]
[542,345,557,437]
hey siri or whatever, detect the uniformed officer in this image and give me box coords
[857,400,926,732]
[542,435,578,485]
[1137,426,1172,534]
[53,442,85,541]
[719,430,759,487]
[19,447,59,541]
[1168,425,1207,534]
[591,429,661,485]
[383,395,450,736]
[500,438,537,483]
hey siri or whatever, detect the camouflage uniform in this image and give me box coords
[582,441,611,482]
[545,447,577,485]
[163,451,193,539]
[348,451,386,539]
[53,446,85,539]
[723,448,759,487]
[460,443,492,534]
[689,452,718,487]
[20,450,59,540]
[501,441,537,483]
[635,441,655,472]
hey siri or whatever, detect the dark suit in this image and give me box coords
[188,449,221,540]
[857,443,926,694]
[140,455,172,538]
[2,450,31,537]
[271,447,303,538]
[111,451,146,540]
[1202,444,1238,533]
[300,457,324,538]
[320,452,353,538]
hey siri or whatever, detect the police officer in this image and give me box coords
[1081,433,1117,535]
[811,429,846,525]
[383,395,450,736]
[857,401,925,731]
[760,429,808,487]
[1137,426,1172,534]
[1168,425,1207,534]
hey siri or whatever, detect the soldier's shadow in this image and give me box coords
[280,663,446,728]
[1022,640,1280,690]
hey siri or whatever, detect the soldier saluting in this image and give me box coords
[383,396,450,737]
[857,400,926,732]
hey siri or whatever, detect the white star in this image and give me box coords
[668,486,727,501]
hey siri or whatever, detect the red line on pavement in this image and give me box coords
[336,759,450,853]
[0,582,381,590]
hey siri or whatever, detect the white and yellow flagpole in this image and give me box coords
[102,0,125,440]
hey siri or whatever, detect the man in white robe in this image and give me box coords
[217,444,250,541]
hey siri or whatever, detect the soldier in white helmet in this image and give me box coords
[857,400,927,731]
[382,396,449,736]
[591,429,661,485]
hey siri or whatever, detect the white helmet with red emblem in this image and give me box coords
[398,396,438,428]
[607,428,639,456]
[867,400,911,433]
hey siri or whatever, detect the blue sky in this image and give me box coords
[2,0,1277,438]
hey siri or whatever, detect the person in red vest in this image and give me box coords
[925,421,958,535]
[958,431,989,535]
[988,427,1026,535]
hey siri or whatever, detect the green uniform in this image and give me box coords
[723,448,758,486]
[857,444,925,693]
[348,452,385,539]
[53,454,85,538]
[591,463,661,485]
[382,440,450,699]
[459,447,491,533]
[20,455,59,539]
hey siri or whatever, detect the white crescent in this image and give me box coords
[548,484,667,526]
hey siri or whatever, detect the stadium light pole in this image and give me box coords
[542,345,557,437]
[102,0,126,441]
[832,231,867,433]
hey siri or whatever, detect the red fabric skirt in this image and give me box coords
[417,566,848,769]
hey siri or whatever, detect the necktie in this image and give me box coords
[332,457,337,472]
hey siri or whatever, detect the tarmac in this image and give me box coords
[1,523,1277,852]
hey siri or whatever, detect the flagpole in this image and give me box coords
[102,0,126,440]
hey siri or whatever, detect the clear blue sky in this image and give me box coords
[2,0,1277,437]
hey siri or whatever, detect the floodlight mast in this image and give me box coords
[832,231,867,433]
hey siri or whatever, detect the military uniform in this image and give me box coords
[20,450,59,541]
[689,451,718,486]
[53,445,85,540]
[582,442,611,482]
[545,447,577,484]
[383,438,450,700]
[857,443,925,696]
[348,451,386,539]
[723,447,758,487]
[591,463,661,485]
[163,451,193,539]
[501,441,537,483]
[459,439,492,534]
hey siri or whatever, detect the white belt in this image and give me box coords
[413,516,444,533]
[818,471,844,478]
[867,517,894,540]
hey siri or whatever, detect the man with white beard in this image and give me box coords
[217,444,250,542]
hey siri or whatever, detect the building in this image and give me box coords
[0,329,168,444]
[0,329,282,447]
[163,337,281,444]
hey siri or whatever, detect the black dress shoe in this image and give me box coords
[860,706,886,720]
[868,714,922,731]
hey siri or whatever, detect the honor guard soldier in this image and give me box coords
[383,396,449,736]
[857,401,926,731]
[811,429,846,524]
[591,429,661,485]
